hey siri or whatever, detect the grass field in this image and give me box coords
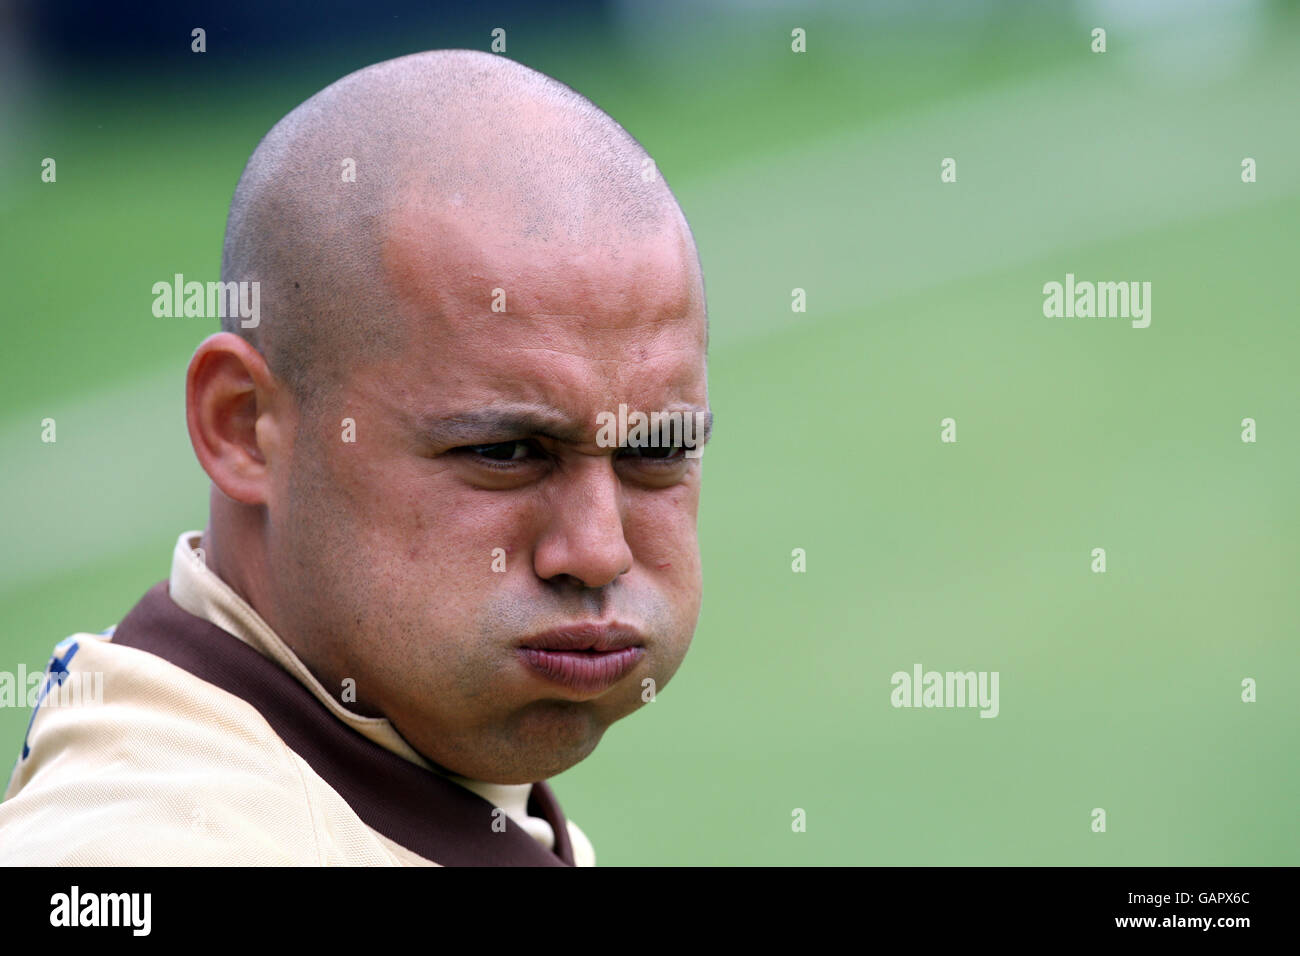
[2,3,1297,864]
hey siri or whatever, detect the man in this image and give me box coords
[0,49,710,865]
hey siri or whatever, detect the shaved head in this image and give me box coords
[220,49,697,407]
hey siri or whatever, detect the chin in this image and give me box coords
[468,742,603,785]
[491,700,610,780]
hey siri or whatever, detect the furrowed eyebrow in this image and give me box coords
[418,405,714,447]
[420,407,588,445]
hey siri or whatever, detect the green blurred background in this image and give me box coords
[1,0,1297,864]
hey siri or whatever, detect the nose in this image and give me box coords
[532,458,633,589]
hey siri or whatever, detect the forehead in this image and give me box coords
[372,202,707,415]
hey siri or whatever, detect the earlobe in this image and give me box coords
[186,332,282,506]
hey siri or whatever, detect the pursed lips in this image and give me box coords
[516,623,646,694]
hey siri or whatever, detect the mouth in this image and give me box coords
[517,624,646,695]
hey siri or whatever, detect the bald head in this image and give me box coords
[220,49,698,406]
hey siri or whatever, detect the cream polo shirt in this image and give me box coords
[0,532,596,866]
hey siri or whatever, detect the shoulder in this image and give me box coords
[0,632,395,865]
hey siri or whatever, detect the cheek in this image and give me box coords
[394,486,542,588]
[286,433,403,550]
[628,486,702,583]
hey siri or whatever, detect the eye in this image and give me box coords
[467,440,536,463]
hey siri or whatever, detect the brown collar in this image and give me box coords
[113,581,575,867]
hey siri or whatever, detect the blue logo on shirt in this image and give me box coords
[21,639,80,760]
